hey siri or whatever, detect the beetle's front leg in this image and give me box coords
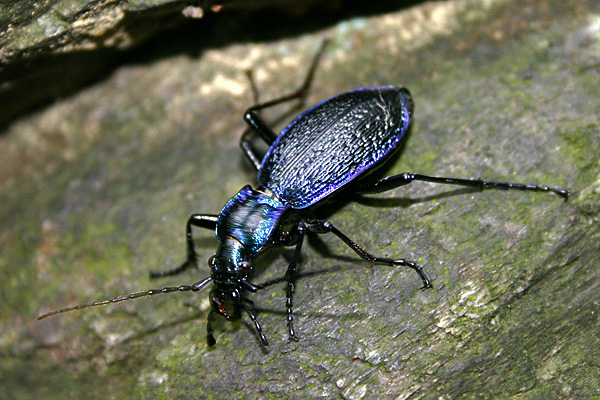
[206,310,216,346]
[150,214,219,278]
[305,220,432,289]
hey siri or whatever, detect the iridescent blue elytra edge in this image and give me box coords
[38,41,569,346]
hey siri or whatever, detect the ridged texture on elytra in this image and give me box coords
[258,87,413,209]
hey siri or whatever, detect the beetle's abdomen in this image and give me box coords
[216,185,290,255]
[258,87,413,209]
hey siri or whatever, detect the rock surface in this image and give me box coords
[1,0,599,399]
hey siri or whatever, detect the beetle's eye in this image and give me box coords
[239,260,252,271]
[208,255,217,267]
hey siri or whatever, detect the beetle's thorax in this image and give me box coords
[211,185,290,282]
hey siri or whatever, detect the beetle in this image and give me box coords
[38,42,569,346]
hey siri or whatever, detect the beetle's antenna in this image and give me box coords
[37,277,212,320]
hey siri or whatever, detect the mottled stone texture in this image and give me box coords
[1,0,599,399]
[0,0,327,126]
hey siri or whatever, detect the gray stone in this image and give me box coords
[1,0,599,399]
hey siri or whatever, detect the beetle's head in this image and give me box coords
[207,241,253,320]
[209,286,242,320]
[205,239,268,345]
[210,238,253,278]
[206,281,269,346]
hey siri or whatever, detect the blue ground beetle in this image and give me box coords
[38,42,569,346]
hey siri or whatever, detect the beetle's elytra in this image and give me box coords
[38,42,569,346]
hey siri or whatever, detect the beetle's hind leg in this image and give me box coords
[306,220,433,289]
[357,172,569,200]
[240,69,265,169]
[150,214,218,278]
[241,40,329,169]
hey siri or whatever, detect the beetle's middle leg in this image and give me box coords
[282,223,306,342]
[150,214,219,278]
[306,220,433,289]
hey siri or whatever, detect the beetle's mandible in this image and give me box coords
[38,42,569,346]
